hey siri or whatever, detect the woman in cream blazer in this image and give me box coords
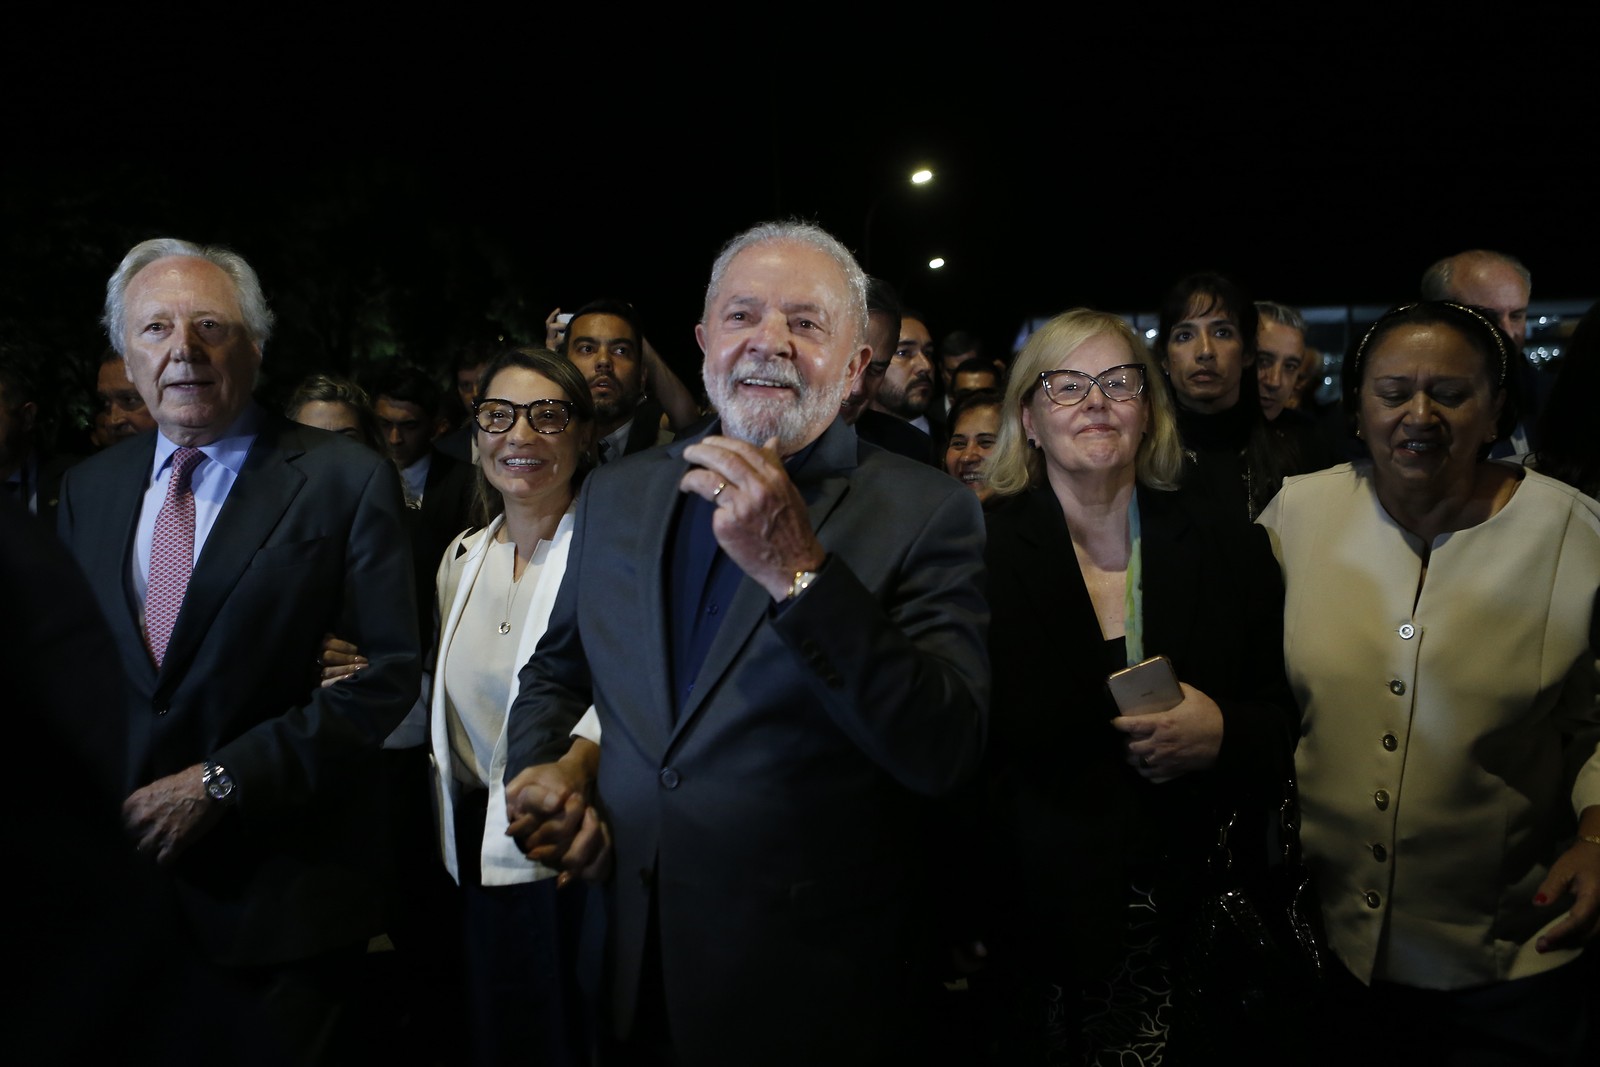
[339,347,599,1066]
[1259,303,1600,1066]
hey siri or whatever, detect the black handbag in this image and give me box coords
[1169,774,1327,1058]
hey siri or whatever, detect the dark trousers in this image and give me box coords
[602,894,678,1067]
[456,787,597,1067]
[111,936,374,1067]
[1313,955,1593,1067]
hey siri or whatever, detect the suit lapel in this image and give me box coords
[637,442,693,755]
[665,420,857,750]
[155,417,307,689]
[95,436,159,685]
[1009,488,1104,648]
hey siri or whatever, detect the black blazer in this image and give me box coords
[57,413,421,967]
[855,408,936,466]
[980,484,1295,979]
[621,396,671,457]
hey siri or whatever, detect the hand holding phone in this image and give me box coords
[1105,655,1182,717]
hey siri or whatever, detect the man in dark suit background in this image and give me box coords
[368,362,475,641]
[562,298,676,463]
[57,238,420,1062]
[873,308,943,440]
[845,277,938,466]
[0,360,79,526]
[501,221,990,1065]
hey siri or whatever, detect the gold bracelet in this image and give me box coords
[1580,834,1600,847]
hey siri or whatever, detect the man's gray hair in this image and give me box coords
[103,237,275,355]
[701,220,869,346]
[1420,249,1532,302]
[1255,300,1307,335]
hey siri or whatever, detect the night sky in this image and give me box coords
[5,11,1594,420]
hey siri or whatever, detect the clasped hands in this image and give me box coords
[505,740,611,887]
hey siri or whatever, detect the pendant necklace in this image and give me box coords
[499,543,526,635]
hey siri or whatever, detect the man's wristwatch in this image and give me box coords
[786,568,820,601]
[202,761,237,805]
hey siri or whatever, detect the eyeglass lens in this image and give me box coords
[475,399,571,434]
[1043,365,1145,405]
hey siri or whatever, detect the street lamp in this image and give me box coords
[862,166,936,271]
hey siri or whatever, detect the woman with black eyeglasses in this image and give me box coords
[322,346,597,1065]
[973,310,1299,1064]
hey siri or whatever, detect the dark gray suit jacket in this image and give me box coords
[505,417,989,1065]
[58,412,421,967]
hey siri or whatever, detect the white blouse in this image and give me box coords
[443,535,554,788]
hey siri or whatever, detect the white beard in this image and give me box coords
[703,357,847,453]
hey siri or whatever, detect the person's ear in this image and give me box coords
[844,344,869,388]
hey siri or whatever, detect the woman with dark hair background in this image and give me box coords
[1154,272,1332,521]
[942,388,1002,507]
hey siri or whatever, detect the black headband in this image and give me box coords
[1350,301,1510,388]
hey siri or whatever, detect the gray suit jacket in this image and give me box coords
[58,412,421,967]
[505,417,989,1065]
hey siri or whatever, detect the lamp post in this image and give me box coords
[862,166,935,272]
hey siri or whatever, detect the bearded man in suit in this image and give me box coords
[502,220,990,1066]
[57,238,419,1061]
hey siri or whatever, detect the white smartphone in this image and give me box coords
[1105,655,1182,717]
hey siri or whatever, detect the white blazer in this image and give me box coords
[429,510,576,887]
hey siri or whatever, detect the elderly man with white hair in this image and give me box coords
[501,220,990,1066]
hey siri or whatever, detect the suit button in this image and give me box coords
[1372,844,1387,862]
[1398,623,1415,639]
[155,706,169,716]
[1374,789,1390,810]
[638,868,654,889]
[1388,679,1406,695]
[801,639,821,656]
[659,768,680,789]
[1382,733,1398,751]
[1364,890,1382,909]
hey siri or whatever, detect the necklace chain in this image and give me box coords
[499,543,526,635]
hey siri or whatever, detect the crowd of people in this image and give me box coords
[4,226,1597,1067]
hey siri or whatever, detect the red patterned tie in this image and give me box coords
[146,447,205,666]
